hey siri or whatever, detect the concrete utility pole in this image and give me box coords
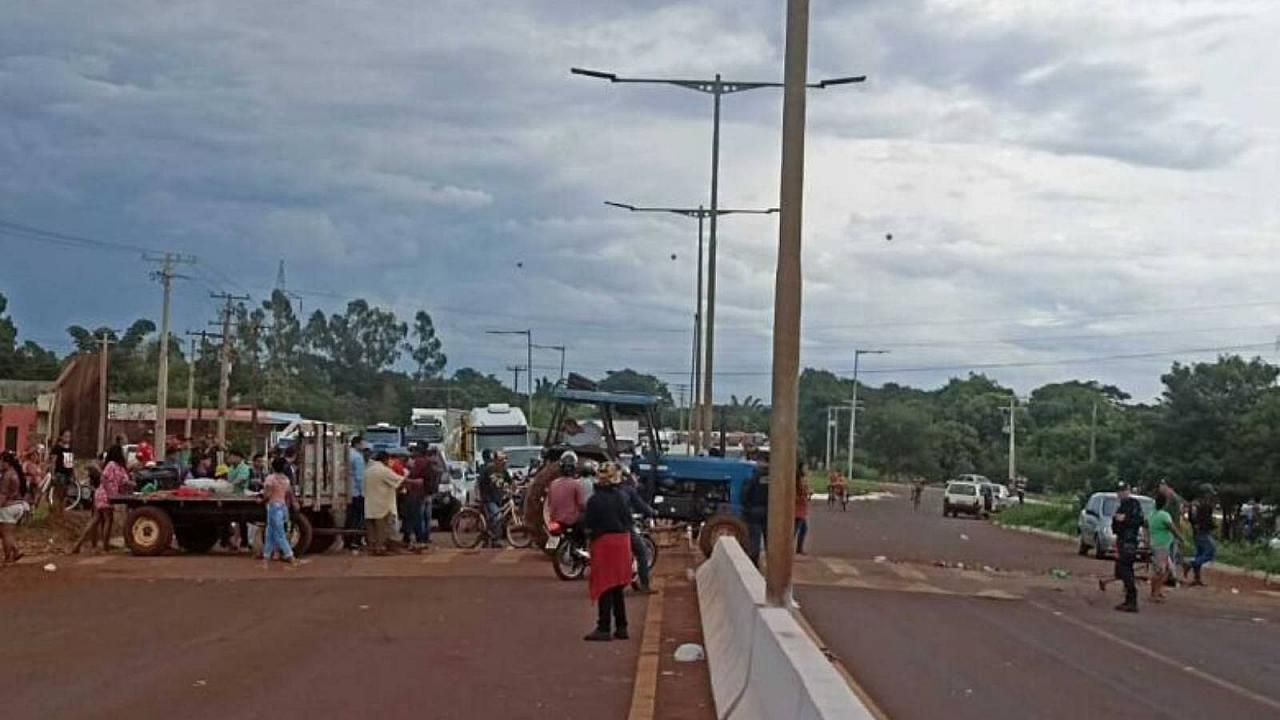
[847,349,888,479]
[533,343,567,382]
[1089,399,1098,463]
[507,365,524,394]
[146,252,195,442]
[488,329,534,442]
[1006,395,1018,484]
[766,0,817,607]
[604,202,776,453]
[574,68,860,460]
[210,292,250,455]
[96,332,114,455]
[182,333,199,439]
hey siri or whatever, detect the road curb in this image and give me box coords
[996,522,1279,586]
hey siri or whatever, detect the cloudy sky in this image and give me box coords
[2,0,1277,403]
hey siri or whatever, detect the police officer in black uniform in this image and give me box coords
[1112,482,1145,613]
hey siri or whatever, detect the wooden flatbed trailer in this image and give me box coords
[111,423,357,556]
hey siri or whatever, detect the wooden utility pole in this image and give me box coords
[209,293,249,456]
[96,332,114,455]
[765,0,811,607]
[145,252,195,441]
[507,365,524,394]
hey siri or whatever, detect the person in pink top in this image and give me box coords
[71,445,129,554]
[261,457,298,568]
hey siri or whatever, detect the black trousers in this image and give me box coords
[344,496,366,548]
[596,586,628,633]
[1114,541,1138,606]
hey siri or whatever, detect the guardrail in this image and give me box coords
[696,537,876,720]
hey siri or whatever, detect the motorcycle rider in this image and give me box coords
[546,451,587,547]
[620,466,657,593]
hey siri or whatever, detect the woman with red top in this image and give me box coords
[795,461,811,554]
[583,462,634,642]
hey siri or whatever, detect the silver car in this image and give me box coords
[1078,492,1155,558]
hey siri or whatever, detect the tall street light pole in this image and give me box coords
[848,349,888,480]
[533,343,567,382]
[574,66,863,455]
[487,329,534,442]
[604,201,776,453]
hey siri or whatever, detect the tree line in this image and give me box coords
[5,289,1279,521]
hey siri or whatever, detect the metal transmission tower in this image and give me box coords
[145,252,196,441]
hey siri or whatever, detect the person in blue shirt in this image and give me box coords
[344,435,367,550]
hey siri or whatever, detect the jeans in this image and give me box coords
[484,501,501,544]
[1190,533,1216,578]
[344,496,365,548]
[596,586,628,633]
[630,531,650,589]
[421,497,433,543]
[794,517,809,554]
[262,503,294,560]
[403,495,426,544]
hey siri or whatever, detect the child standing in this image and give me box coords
[261,457,298,568]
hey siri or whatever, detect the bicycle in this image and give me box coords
[830,483,849,512]
[451,492,532,549]
[28,471,87,516]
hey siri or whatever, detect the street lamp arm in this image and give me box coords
[570,67,617,81]
[812,75,867,88]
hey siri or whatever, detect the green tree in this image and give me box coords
[407,310,447,381]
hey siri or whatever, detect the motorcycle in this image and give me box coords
[547,516,658,588]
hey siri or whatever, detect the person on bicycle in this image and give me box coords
[911,478,924,510]
[547,451,586,543]
[477,451,510,548]
[620,466,657,593]
[830,471,847,504]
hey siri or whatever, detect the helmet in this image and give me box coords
[580,459,599,477]
[558,450,579,473]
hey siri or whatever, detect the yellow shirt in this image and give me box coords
[363,460,403,520]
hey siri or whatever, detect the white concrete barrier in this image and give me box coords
[697,538,876,720]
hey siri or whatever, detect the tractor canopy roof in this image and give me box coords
[552,387,661,407]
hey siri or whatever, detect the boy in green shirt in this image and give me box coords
[1147,495,1183,603]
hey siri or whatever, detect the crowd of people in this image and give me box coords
[1102,480,1222,613]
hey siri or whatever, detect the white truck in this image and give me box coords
[468,403,529,467]
[405,408,448,447]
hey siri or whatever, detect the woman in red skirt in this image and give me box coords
[584,462,634,641]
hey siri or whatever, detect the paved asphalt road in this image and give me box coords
[1,545,714,720]
[798,487,1280,720]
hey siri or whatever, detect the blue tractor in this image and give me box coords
[542,385,760,557]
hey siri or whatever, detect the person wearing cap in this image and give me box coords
[1110,482,1145,613]
[363,450,404,555]
[582,462,634,642]
[477,451,509,547]
[1183,484,1217,586]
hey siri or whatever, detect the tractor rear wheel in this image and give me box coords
[125,507,175,556]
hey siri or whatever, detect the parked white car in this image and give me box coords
[943,481,983,518]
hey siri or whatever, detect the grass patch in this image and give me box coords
[806,472,879,496]
[995,503,1079,536]
[1216,541,1280,576]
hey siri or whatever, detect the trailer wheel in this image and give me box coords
[175,524,219,554]
[288,512,314,556]
[305,511,339,555]
[125,507,175,556]
[698,513,749,558]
